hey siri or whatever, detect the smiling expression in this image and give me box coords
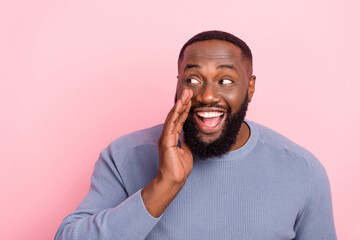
[176,40,256,149]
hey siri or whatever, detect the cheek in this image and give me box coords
[222,90,246,111]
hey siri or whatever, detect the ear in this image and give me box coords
[247,75,256,102]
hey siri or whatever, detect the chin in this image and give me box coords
[198,132,223,144]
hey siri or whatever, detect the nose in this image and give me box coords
[195,82,221,104]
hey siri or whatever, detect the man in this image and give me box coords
[55,30,337,239]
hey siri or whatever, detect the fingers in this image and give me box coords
[173,90,192,138]
[174,98,191,138]
[178,88,192,106]
[163,89,193,137]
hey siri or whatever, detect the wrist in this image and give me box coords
[157,168,187,186]
[141,174,184,218]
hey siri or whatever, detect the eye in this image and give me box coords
[186,78,201,84]
[220,79,233,85]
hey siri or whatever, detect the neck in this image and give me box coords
[230,121,250,151]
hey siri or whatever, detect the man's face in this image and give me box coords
[176,40,255,158]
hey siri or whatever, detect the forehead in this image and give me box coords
[179,40,244,71]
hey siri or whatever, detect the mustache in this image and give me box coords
[190,103,230,113]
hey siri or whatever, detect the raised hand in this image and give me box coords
[157,88,193,185]
[141,89,193,217]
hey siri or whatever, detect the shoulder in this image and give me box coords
[249,121,317,160]
[94,124,163,191]
[248,120,327,176]
[100,124,163,163]
[111,124,163,150]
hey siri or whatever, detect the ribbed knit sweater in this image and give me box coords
[55,120,336,240]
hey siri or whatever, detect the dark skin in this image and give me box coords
[142,40,256,217]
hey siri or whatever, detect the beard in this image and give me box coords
[182,92,249,160]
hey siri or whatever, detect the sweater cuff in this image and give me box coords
[115,188,161,237]
[136,188,162,220]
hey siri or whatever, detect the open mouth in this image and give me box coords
[194,110,227,134]
[196,111,224,126]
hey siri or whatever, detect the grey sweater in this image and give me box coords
[55,120,336,240]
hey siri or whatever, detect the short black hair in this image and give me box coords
[178,30,253,67]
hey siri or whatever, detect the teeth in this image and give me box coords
[196,111,224,118]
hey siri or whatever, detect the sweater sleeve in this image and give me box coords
[294,156,337,240]
[54,147,161,240]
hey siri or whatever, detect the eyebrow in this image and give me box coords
[217,64,236,71]
[184,64,236,71]
[184,64,201,71]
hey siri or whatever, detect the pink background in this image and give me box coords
[1,0,359,239]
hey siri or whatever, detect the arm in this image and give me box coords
[55,89,193,239]
[294,157,337,240]
[54,148,161,240]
